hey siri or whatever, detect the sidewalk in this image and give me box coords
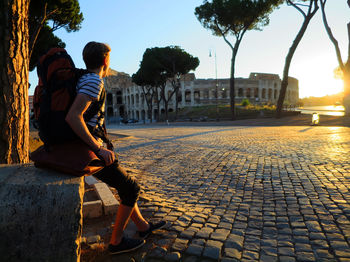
[82,114,350,262]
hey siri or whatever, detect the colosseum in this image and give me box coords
[104,69,299,122]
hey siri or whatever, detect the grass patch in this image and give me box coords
[171,104,278,121]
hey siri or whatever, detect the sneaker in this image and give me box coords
[138,221,166,239]
[108,237,145,255]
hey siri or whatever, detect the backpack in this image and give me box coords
[33,48,111,148]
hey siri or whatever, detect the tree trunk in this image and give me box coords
[149,93,153,123]
[155,88,160,121]
[164,100,169,121]
[276,15,315,118]
[343,65,350,115]
[343,23,350,115]
[175,80,180,121]
[229,52,237,120]
[0,0,30,164]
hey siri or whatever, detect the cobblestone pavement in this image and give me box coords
[98,121,350,262]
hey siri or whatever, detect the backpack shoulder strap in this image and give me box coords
[84,82,106,122]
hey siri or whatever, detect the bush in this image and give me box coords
[241,99,250,107]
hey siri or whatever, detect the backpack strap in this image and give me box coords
[84,87,114,150]
[87,123,114,151]
[84,86,106,122]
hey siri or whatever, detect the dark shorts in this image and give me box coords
[94,161,140,207]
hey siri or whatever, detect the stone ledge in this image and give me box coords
[0,164,84,262]
[83,200,103,218]
[93,182,119,215]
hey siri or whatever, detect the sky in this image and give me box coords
[29,0,349,98]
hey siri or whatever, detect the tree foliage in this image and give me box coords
[29,25,66,71]
[195,0,280,120]
[141,46,199,80]
[195,0,279,37]
[132,46,199,121]
[29,0,83,69]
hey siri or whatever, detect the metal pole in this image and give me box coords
[215,50,219,121]
[210,48,219,121]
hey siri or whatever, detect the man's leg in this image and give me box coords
[129,203,149,231]
[110,203,150,245]
[110,204,133,245]
[131,202,166,238]
[94,162,141,244]
[94,161,164,244]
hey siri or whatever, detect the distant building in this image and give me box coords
[29,95,34,117]
[103,70,299,122]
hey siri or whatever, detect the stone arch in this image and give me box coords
[268,89,272,100]
[136,94,139,105]
[246,88,251,98]
[141,93,145,105]
[116,91,122,104]
[141,110,146,121]
[119,106,125,117]
[185,90,191,102]
[107,107,113,117]
[194,90,200,102]
[177,92,182,102]
[107,93,113,105]
[254,88,259,98]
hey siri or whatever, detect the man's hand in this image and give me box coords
[96,147,115,166]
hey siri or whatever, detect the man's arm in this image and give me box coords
[65,93,115,165]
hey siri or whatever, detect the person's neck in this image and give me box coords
[88,68,103,77]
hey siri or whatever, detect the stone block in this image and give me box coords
[84,176,99,186]
[0,164,84,262]
[93,182,119,215]
[83,200,103,218]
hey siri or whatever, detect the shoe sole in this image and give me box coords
[109,240,145,255]
[140,222,167,239]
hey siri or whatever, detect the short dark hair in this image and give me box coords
[82,41,111,70]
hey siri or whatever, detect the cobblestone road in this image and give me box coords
[103,122,350,262]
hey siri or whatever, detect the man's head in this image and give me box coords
[82,41,111,76]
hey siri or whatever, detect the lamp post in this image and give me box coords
[209,49,219,121]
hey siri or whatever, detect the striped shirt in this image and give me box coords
[76,73,105,128]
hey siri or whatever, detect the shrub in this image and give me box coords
[241,99,250,107]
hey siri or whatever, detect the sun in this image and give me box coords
[293,56,344,98]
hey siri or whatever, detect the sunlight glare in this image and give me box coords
[294,56,343,98]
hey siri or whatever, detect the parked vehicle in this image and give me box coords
[127,119,138,123]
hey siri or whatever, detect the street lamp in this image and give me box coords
[209,49,219,121]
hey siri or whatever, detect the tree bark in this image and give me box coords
[276,2,318,118]
[343,64,350,115]
[0,0,30,164]
[230,52,236,120]
[343,23,350,115]
[141,86,153,123]
[223,33,242,121]
[155,87,160,121]
[175,88,179,120]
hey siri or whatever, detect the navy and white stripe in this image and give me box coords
[76,73,105,128]
[77,73,103,100]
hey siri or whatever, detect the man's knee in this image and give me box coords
[119,178,140,207]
